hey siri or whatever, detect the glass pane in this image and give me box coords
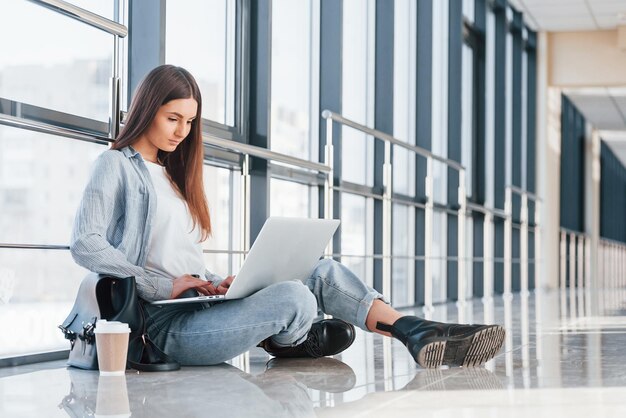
[392,204,415,307]
[341,193,374,287]
[270,178,318,218]
[465,217,474,299]
[393,148,415,197]
[64,0,116,20]
[0,249,90,358]
[0,126,107,245]
[485,10,496,208]
[505,31,513,189]
[521,49,528,191]
[432,211,447,303]
[392,0,417,197]
[431,1,448,204]
[0,1,113,121]
[270,0,318,161]
[393,0,417,146]
[202,165,240,278]
[463,0,475,23]
[461,44,474,197]
[165,0,236,126]
[341,256,374,290]
[342,0,375,186]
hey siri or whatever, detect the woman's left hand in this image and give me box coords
[216,276,235,295]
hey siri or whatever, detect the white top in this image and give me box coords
[144,161,205,281]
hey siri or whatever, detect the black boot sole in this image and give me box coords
[416,325,505,368]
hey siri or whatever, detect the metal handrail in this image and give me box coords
[466,202,508,219]
[0,113,111,145]
[204,134,330,174]
[202,249,247,255]
[0,244,70,251]
[322,110,465,172]
[598,237,626,247]
[27,0,128,37]
[0,112,331,175]
[0,243,254,256]
[507,184,541,201]
[322,109,470,313]
[559,227,589,237]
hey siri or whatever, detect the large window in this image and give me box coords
[270,178,318,219]
[431,0,449,303]
[341,193,374,288]
[0,127,106,357]
[431,0,449,205]
[342,0,375,187]
[392,0,417,197]
[0,0,541,361]
[0,1,113,121]
[485,7,496,209]
[202,165,242,278]
[392,0,418,306]
[392,204,415,306]
[270,0,319,161]
[165,0,237,126]
[461,42,475,197]
[0,0,121,359]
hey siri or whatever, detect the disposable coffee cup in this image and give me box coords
[95,320,130,376]
[95,375,131,418]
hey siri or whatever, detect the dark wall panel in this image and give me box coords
[559,96,586,233]
[600,142,626,243]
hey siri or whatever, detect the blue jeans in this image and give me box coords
[145,259,385,365]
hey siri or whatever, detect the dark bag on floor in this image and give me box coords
[58,273,180,372]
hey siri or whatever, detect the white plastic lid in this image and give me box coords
[94,320,131,334]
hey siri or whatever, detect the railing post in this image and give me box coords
[577,234,585,317]
[520,192,529,294]
[424,157,434,316]
[324,116,334,257]
[583,236,595,316]
[560,231,567,290]
[619,245,626,287]
[598,242,604,312]
[457,169,467,305]
[109,34,121,139]
[241,155,251,266]
[569,233,577,318]
[534,199,542,289]
[382,141,393,300]
[577,235,584,290]
[483,211,494,301]
[504,187,512,296]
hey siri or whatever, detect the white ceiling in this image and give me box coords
[509,0,626,32]
[510,0,626,167]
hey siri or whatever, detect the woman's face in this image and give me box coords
[142,97,199,153]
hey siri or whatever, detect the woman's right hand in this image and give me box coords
[170,274,218,299]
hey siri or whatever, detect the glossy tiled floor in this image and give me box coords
[2,286,626,417]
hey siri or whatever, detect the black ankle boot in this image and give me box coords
[377,316,505,368]
[259,319,356,358]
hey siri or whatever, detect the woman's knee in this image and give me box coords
[312,258,340,279]
[267,281,317,322]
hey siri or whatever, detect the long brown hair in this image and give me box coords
[112,65,211,239]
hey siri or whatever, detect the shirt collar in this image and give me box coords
[120,145,143,161]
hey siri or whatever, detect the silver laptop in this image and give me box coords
[150,217,340,305]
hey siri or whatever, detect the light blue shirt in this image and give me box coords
[70,146,222,301]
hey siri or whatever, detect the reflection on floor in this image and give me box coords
[2,287,626,417]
